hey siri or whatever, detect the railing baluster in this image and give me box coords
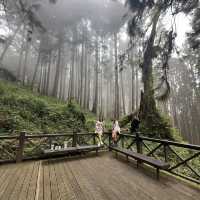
[121,135,124,148]
[49,137,52,149]
[16,131,26,163]
[72,131,77,147]
[136,133,142,154]
[164,143,167,162]
[109,133,111,151]
[93,134,96,145]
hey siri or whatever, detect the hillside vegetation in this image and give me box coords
[0,80,183,141]
[0,80,96,134]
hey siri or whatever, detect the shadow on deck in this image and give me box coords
[0,152,199,200]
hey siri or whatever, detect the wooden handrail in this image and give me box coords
[0,132,199,150]
[117,133,200,151]
[114,132,200,184]
[0,136,19,139]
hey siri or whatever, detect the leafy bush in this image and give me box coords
[66,101,86,124]
[85,119,96,131]
[0,84,5,95]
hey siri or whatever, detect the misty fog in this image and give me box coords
[0,0,199,144]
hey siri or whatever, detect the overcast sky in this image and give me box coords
[163,13,192,48]
[118,12,192,51]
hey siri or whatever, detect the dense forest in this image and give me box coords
[0,0,199,144]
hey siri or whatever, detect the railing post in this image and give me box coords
[136,132,142,154]
[164,142,167,162]
[121,135,124,148]
[16,131,26,162]
[109,132,112,151]
[72,130,77,147]
[49,137,52,149]
[93,134,96,145]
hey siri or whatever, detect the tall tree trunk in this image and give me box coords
[22,32,31,85]
[92,37,99,113]
[120,71,126,115]
[59,67,64,100]
[31,50,41,89]
[114,33,120,119]
[52,40,62,97]
[135,67,139,109]
[99,66,103,119]
[69,45,75,100]
[61,68,67,101]
[42,63,47,95]
[106,79,109,118]
[84,42,88,108]
[38,60,44,93]
[79,41,84,105]
[140,9,161,120]
[74,48,79,101]
[131,57,135,111]
[87,60,91,110]
[59,50,66,100]
[45,51,52,95]
[17,26,26,80]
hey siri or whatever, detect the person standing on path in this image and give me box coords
[95,120,104,146]
[112,120,120,146]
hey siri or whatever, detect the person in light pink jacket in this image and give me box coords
[95,120,104,146]
[112,120,120,145]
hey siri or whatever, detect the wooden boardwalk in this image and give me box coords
[0,152,199,200]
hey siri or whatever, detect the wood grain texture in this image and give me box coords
[0,153,199,200]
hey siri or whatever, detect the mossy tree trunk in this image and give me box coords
[139,9,160,123]
[138,7,175,139]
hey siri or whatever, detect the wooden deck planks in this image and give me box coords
[81,156,138,200]
[35,161,44,200]
[43,161,52,200]
[18,162,36,200]
[55,161,76,200]
[0,165,14,190]
[80,158,127,200]
[26,161,40,200]
[92,155,158,199]
[0,153,199,200]
[67,160,104,200]
[0,163,20,199]
[49,161,61,200]
[9,163,31,200]
[62,160,88,200]
[0,164,8,178]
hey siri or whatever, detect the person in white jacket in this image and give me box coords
[95,120,104,146]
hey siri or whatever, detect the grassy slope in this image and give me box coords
[0,80,97,134]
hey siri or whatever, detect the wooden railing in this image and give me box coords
[0,131,199,184]
[0,131,110,163]
[116,133,200,184]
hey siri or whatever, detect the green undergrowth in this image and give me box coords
[118,110,182,142]
[138,111,182,141]
[0,80,96,134]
